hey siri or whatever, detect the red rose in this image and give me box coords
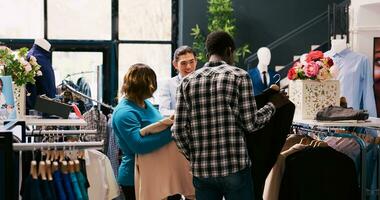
[306,50,324,62]
[287,67,297,80]
[326,57,334,67]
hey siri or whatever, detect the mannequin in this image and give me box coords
[248,47,279,96]
[329,35,348,55]
[26,38,56,111]
[324,35,377,117]
[34,38,51,52]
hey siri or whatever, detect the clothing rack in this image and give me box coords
[62,80,113,110]
[13,141,104,151]
[292,119,380,200]
[26,129,98,136]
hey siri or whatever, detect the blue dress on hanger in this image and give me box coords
[248,67,279,96]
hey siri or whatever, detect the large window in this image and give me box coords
[0,0,176,104]
[118,0,173,99]
[118,44,171,101]
[119,0,171,41]
[48,0,111,40]
[53,52,103,100]
[0,0,44,39]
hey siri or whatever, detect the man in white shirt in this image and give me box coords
[158,46,197,116]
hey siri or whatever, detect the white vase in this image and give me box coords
[13,83,26,119]
[288,80,340,120]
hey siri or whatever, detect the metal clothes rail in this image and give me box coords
[13,141,104,151]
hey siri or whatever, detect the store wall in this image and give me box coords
[180,0,344,68]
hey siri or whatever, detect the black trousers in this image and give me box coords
[246,92,295,200]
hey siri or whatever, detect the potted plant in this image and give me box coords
[191,0,251,65]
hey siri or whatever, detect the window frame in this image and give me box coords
[0,0,179,109]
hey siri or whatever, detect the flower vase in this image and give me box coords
[13,83,26,119]
[288,80,340,120]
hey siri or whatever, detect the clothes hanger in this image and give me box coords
[52,160,59,172]
[272,74,281,85]
[38,160,47,180]
[74,160,81,172]
[30,147,38,179]
[68,160,75,173]
[45,160,53,181]
[61,160,68,174]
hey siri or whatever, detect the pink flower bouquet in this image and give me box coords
[287,50,334,81]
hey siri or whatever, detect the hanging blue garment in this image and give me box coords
[70,173,83,200]
[248,67,279,96]
[53,170,67,200]
[325,48,377,116]
[76,171,89,200]
[26,44,56,109]
[62,173,75,200]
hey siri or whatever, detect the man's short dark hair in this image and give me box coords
[173,46,196,61]
[206,31,236,57]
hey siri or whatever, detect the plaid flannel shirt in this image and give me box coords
[172,61,275,178]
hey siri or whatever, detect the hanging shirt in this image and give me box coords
[85,150,120,200]
[62,173,76,200]
[70,172,83,200]
[246,90,295,200]
[40,179,55,200]
[76,171,89,200]
[279,147,360,200]
[157,74,182,116]
[20,175,44,200]
[53,170,67,200]
[324,48,377,116]
[106,115,119,178]
[48,180,57,200]
[263,144,308,200]
[81,108,107,148]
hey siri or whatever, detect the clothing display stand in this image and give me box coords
[13,141,104,151]
[292,117,380,200]
[1,119,101,199]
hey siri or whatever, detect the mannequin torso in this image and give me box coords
[257,47,271,87]
[248,47,279,96]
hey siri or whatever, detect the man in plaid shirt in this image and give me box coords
[172,31,287,200]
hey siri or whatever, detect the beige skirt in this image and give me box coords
[135,141,195,200]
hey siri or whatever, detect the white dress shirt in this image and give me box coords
[158,74,182,116]
[85,149,120,200]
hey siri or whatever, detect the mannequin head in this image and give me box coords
[34,38,51,51]
[257,47,271,71]
[330,35,347,54]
